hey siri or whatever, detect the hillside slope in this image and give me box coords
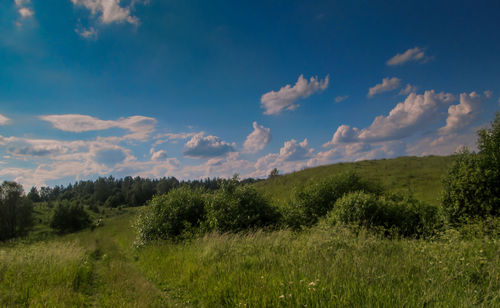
[253,155,455,206]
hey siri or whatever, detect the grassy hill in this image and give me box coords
[253,155,456,206]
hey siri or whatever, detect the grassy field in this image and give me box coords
[253,155,455,206]
[1,155,499,307]
[2,210,498,307]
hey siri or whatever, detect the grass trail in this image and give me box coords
[0,208,180,307]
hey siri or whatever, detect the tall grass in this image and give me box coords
[0,241,90,306]
[0,209,170,307]
[135,224,499,307]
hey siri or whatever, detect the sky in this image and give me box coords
[1,0,500,188]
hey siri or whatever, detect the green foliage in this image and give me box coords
[0,181,33,241]
[285,172,383,228]
[135,186,206,244]
[50,200,91,233]
[442,112,500,222]
[327,191,443,237]
[205,182,280,233]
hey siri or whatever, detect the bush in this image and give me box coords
[286,172,383,228]
[135,186,206,244]
[327,191,443,237]
[50,200,91,233]
[205,182,279,233]
[442,112,500,223]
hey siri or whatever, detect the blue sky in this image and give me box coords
[1,0,499,188]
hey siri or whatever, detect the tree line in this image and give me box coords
[26,176,261,208]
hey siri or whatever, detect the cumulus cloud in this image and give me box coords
[358,91,455,142]
[39,114,156,140]
[150,149,167,161]
[367,77,401,98]
[0,114,10,125]
[439,92,483,134]
[334,95,349,103]
[71,0,139,24]
[327,90,455,145]
[183,133,236,158]
[243,121,271,153]
[323,125,359,147]
[261,74,329,115]
[386,47,427,66]
[252,138,314,177]
[399,84,418,95]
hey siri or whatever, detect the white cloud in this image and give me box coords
[75,27,97,39]
[399,84,417,95]
[183,133,236,158]
[71,0,139,24]
[18,7,34,18]
[261,74,329,115]
[243,121,271,153]
[367,77,401,98]
[14,0,33,19]
[251,138,314,177]
[334,95,349,103]
[150,149,167,161]
[323,124,359,146]
[407,131,478,156]
[39,114,156,141]
[0,114,10,125]
[439,92,483,134]
[483,90,492,99]
[387,47,427,66]
[153,131,202,145]
[359,91,454,142]
[327,90,455,145]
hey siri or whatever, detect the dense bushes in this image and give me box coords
[135,187,206,244]
[326,191,443,237]
[284,172,383,228]
[205,183,279,233]
[0,181,33,241]
[442,112,500,222]
[135,183,279,244]
[50,201,91,233]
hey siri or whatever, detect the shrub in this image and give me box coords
[442,112,500,223]
[135,186,206,244]
[327,191,443,237]
[286,172,383,228]
[205,183,280,233]
[50,200,91,233]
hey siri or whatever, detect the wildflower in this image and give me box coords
[309,281,316,286]
[279,295,285,299]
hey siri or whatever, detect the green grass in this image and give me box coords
[135,225,499,307]
[0,208,174,307]
[253,155,455,206]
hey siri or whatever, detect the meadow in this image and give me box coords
[1,155,499,307]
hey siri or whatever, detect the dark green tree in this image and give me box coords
[0,181,33,241]
[442,112,500,222]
